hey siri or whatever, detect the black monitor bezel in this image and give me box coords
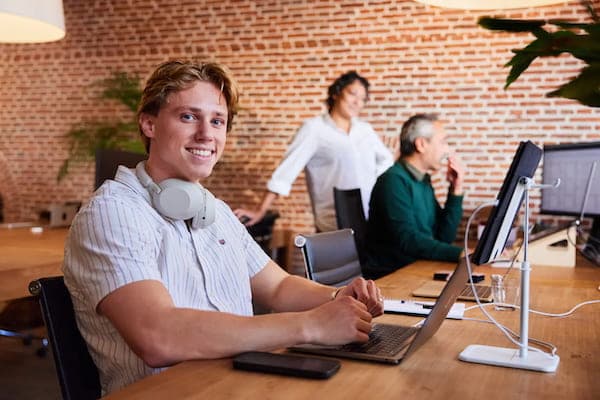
[472,141,543,266]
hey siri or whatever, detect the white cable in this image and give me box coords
[461,317,558,356]
[465,299,600,317]
[463,203,556,359]
[530,300,600,317]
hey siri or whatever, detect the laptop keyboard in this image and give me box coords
[460,284,492,299]
[339,323,418,356]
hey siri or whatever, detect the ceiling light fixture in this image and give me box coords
[413,0,567,10]
[0,0,65,43]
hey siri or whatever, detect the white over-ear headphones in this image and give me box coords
[135,161,215,229]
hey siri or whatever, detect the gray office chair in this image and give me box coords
[333,188,368,264]
[29,277,101,400]
[294,229,362,287]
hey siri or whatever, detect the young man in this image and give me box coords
[63,60,384,395]
[363,113,465,280]
[234,71,394,232]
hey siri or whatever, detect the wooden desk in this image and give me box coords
[0,226,292,301]
[0,227,67,302]
[104,259,600,400]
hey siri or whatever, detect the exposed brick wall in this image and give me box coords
[1,1,599,267]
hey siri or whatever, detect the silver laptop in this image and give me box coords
[412,281,493,302]
[289,257,469,364]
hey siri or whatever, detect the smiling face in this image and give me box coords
[139,81,228,183]
[331,80,367,120]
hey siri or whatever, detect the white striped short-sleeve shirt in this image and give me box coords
[63,166,270,395]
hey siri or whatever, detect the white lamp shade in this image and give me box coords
[0,0,65,43]
[414,0,567,10]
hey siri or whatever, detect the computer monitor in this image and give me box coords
[94,148,147,190]
[472,141,543,265]
[541,141,600,265]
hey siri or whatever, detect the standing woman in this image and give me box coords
[235,71,393,232]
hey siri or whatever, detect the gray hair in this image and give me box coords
[400,113,439,156]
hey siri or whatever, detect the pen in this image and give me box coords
[398,300,435,309]
[416,303,434,309]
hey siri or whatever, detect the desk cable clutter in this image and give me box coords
[459,176,563,372]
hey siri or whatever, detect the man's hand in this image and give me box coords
[381,134,400,160]
[303,296,373,345]
[336,277,384,317]
[446,155,464,195]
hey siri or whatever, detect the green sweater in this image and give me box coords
[363,160,463,279]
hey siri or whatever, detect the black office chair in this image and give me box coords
[294,229,362,287]
[95,148,147,190]
[29,277,101,400]
[333,188,368,264]
[245,210,280,256]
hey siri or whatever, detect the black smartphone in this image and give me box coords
[233,351,340,379]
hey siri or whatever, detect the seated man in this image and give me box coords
[362,113,464,280]
[63,60,384,395]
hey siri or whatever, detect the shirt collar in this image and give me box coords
[113,165,153,203]
[323,113,357,134]
[400,159,429,182]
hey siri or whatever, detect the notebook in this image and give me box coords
[384,299,465,319]
[289,257,469,364]
[412,280,493,302]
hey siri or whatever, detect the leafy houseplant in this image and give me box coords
[57,72,145,181]
[478,0,600,108]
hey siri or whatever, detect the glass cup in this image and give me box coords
[491,274,520,311]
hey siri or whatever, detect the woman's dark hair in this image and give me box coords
[326,71,369,112]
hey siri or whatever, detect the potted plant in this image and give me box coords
[57,72,145,181]
[478,0,600,108]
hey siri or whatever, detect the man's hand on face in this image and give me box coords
[447,155,464,195]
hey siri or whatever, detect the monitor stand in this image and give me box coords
[459,344,559,372]
[581,216,600,266]
[460,177,560,372]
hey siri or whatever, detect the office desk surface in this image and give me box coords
[0,227,68,301]
[104,259,600,400]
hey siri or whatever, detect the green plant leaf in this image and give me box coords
[98,72,142,113]
[56,159,70,183]
[504,35,561,88]
[505,52,538,88]
[480,7,600,107]
[478,17,545,32]
[547,63,600,107]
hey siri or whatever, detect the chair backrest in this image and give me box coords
[29,277,101,400]
[95,148,147,190]
[294,229,362,287]
[333,188,368,263]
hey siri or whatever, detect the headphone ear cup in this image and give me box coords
[135,161,215,229]
[153,179,207,221]
[190,189,216,229]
